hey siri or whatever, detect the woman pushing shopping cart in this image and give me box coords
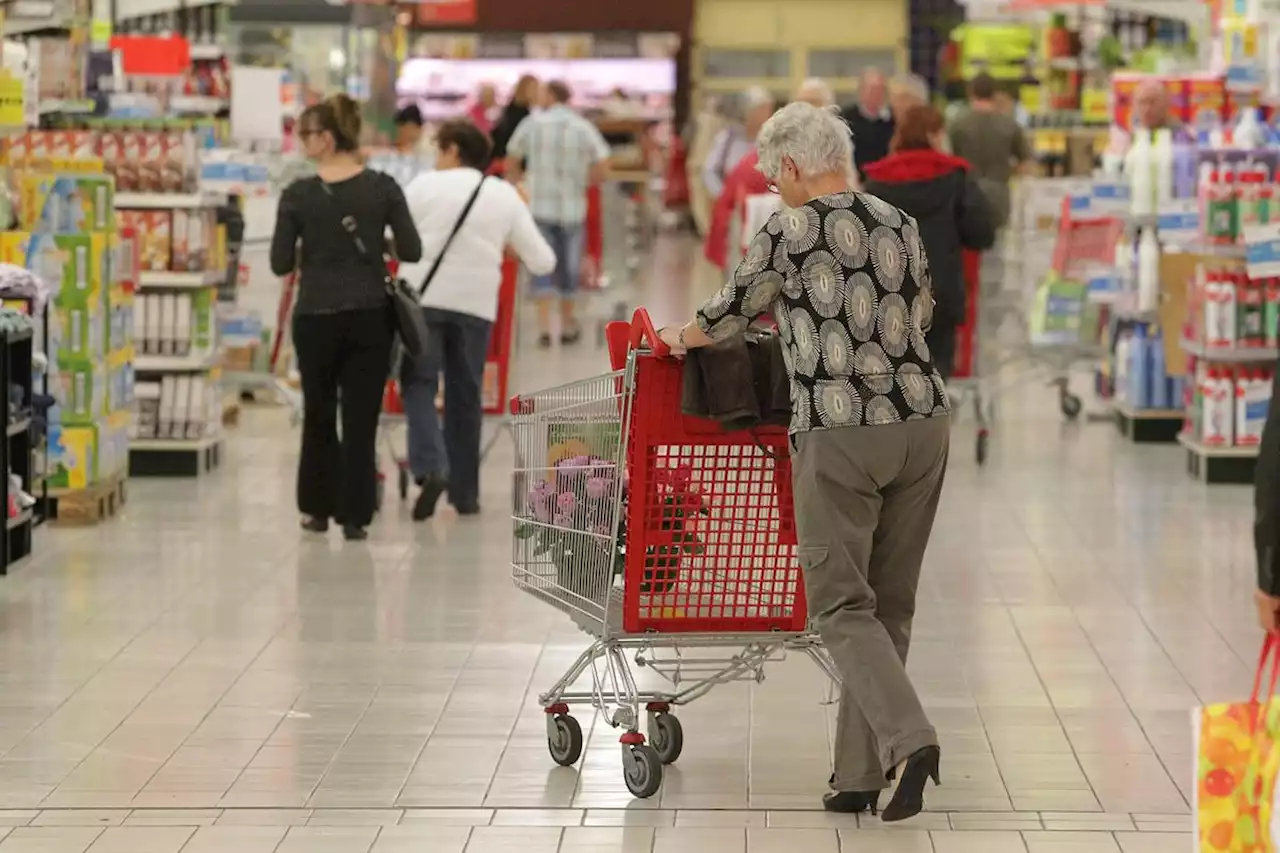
[509,103,953,820]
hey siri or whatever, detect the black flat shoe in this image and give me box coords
[454,504,480,516]
[413,476,446,521]
[538,333,553,349]
[823,790,881,815]
[300,517,329,533]
[881,745,940,823]
[343,525,368,541]
[561,328,581,346]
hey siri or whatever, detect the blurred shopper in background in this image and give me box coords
[889,74,930,121]
[700,89,778,290]
[400,120,555,520]
[659,102,949,822]
[841,68,893,180]
[466,83,497,134]
[863,105,995,377]
[271,94,422,542]
[794,78,835,108]
[703,88,775,202]
[505,80,611,347]
[393,104,431,159]
[685,95,730,235]
[490,74,540,164]
[947,72,1030,229]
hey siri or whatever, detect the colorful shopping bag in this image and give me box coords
[1196,635,1280,852]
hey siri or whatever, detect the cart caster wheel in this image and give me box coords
[398,467,409,500]
[1060,393,1082,421]
[547,714,583,767]
[649,713,684,765]
[976,431,989,466]
[623,744,663,798]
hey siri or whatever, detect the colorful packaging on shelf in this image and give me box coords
[47,414,131,490]
[1235,368,1271,446]
[17,174,115,235]
[117,210,172,271]
[1202,366,1235,445]
[56,301,105,363]
[1,232,109,308]
[56,361,107,425]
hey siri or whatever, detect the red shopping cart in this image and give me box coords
[508,308,835,798]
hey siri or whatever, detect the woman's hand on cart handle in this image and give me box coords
[657,326,686,356]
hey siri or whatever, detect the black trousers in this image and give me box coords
[293,307,393,528]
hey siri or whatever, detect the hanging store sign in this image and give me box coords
[413,0,476,26]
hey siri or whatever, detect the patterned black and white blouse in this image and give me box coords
[695,191,951,433]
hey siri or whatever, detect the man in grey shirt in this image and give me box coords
[947,72,1030,228]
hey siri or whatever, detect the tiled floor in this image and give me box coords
[0,235,1248,850]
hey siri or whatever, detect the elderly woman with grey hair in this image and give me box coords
[659,102,949,822]
[702,87,776,201]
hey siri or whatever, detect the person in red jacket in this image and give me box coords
[702,150,771,272]
[862,105,995,377]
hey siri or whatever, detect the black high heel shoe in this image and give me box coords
[343,525,368,541]
[881,745,941,823]
[822,772,882,815]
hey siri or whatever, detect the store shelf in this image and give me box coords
[1178,432,1259,484]
[135,352,219,372]
[1181,339,1278,361]
[38,99,97,116]
[116,192,227,210]
[189,44,226,61]
[169,95,229,113]
[1115,405,1183,444]
[1188,241,1249,258]
[130,436,223,478]
[139,269,225,289]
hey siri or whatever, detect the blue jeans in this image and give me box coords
[530,221,584,296]
[401,307,493,510]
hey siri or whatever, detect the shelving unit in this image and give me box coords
[1179,432,1259,485]
[122,193,226,478]
[1114,405,1183,443]
[0,329,35,575]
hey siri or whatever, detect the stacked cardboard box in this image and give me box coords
[7,173,136,492]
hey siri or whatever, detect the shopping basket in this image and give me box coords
[508,308,835,799]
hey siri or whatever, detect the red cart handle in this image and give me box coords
[606,307,671,370]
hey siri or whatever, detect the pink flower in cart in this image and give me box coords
[670,464,693,489]
[586,476,610,500]
[529,481,555,522]
[556,491,577,513]
[553,512,572,528]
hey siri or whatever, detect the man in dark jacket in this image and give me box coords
[840,69,894,181]
[1256,366,1280,631]
[862,105,996,377]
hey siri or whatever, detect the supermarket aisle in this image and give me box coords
[0,236,1250,852]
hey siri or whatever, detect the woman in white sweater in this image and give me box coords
[398,119,556,521]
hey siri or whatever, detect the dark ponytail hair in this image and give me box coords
[300,93,363,152]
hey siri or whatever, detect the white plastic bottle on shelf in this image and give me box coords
[1236,107,1267,150]
[1236,369,1254,445]
[1203,368,1233,445]
[1115,331,1133,405]
[1237,368,1270,445]
[1137,229,1161,312]
[1203,270,1222,345]
[1127,131,1155,217]
[1209,273,1238,347]
[1153,129,1174,206]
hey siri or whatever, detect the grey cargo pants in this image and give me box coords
[791,417,950,791]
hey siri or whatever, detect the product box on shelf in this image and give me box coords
[56,301,105,363]
[17,174,115,235]
[56,361,108,425]
[1,233,109,308]
[47,414,131,491]
[133,374,216,440]
[117,210,171,271]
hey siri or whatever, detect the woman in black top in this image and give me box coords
[489,74,538,164]
[270,94,422,541]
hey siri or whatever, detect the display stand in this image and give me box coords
[123,191,227,477]
[1115,405,1184,442]
[0,328,35,574]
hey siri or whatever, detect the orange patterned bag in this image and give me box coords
[1196,635,1280,852]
